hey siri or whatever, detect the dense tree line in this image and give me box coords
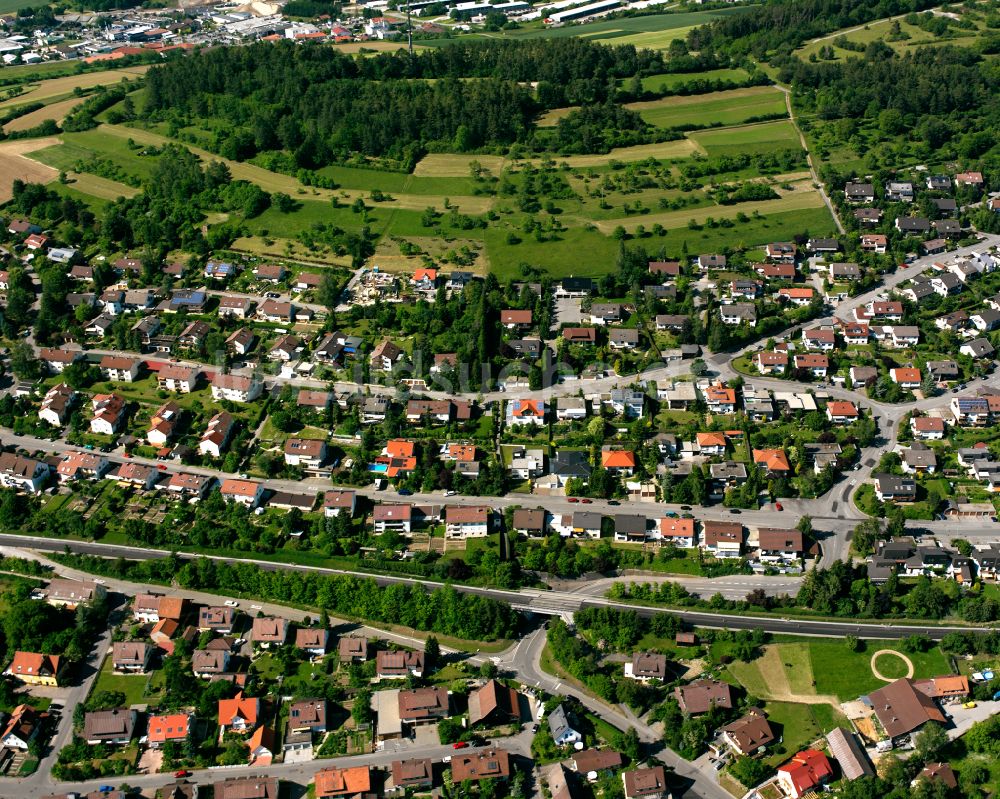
[55,553,519,641]
[142,39,674,163]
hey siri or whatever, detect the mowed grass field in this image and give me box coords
[626,86,788,129]
[730,641,952,704]
[688,119,800,156]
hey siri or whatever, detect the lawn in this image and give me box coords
[809,641,951,701]
[91,656,160,707]
[760,701,836,767]
[687,119,801,157]
[639,68,751,93]
[627,87,788,130]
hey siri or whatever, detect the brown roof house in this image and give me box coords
[338,637,369,664]
[112,641,153,674]
[868,678,946,740]
[296,627,330,659]
[622,766,669,799]
[251,616,290,649]
[468,679,522,727]
[398,686,450,727]
[83,708,137,745]
[451,749,511,783]
[624,652,669,683]
[390,758,434,793]
[720,709,775,756]
[674,679,734,715]
[376,650,424,679]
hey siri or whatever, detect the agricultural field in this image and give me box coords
[3,96,83,133]
[0,66,148,109]
[0,137,59,202]
[626,86,788,130]
[688,119,801,157]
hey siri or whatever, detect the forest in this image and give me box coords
[142,39,677,165]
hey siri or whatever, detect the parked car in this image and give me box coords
[452,741,469,749]
[398,488,413,496]
[224,599,239,607]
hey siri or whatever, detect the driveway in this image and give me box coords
[553,296,583,325]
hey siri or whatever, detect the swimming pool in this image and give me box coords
[368,463,388,473]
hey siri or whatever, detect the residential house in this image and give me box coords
[56,451,110,482]
[844,182,875,203]
[451,749,511,784]
[251,617,290,648]
[802,327,835,351]
[0,453,50,493]
[826,401,859,424]
[268,334,303,362]
[5,652,62,686]
[961,338,995,360]
[609,328,640,349]
[198,606,235,634]
[323,490,356,518]
[90,393,126,436]
[99,356,141,382]
[890,367,922,389]
[147,401,181,447]
[39,347,82,374]
[602,450,637,474]
[757,528,804,562]
[701,521,743,559]
[83,709,137,745]
[721,709,776,756]
[376,650,424,679]
[674,679,735,715]
[657,518,696,548]
[445,505,490,538]
[211,374,263,403]
[199,411,235,458]
[793,353,828,378]
[295,629,329,659]
[338,637,368,664]
[192,649,230,678]
[218,692,261,735]
[622,767,669,799]
[506,398,545,425]
[885,181,915,202]
[777,751,834,799]
[874,473,917,503]
[373,504,412,534]
[468,680,521,727]
[754,352,788,374]
[624,652,668,683]
[112,641,152,673]
[910,416,945,440]
[719,303,756,326]
[860,234,888,253]
[548,704,582,746]
[284,438,327,470]
[590,303,623,325]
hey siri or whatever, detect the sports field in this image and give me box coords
[627,86,788,129]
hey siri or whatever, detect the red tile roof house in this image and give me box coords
[826,401,859,424]
[147,713,191,748]
[218,691,261,736]
[601,449,637,474]
[777,750,834,798]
